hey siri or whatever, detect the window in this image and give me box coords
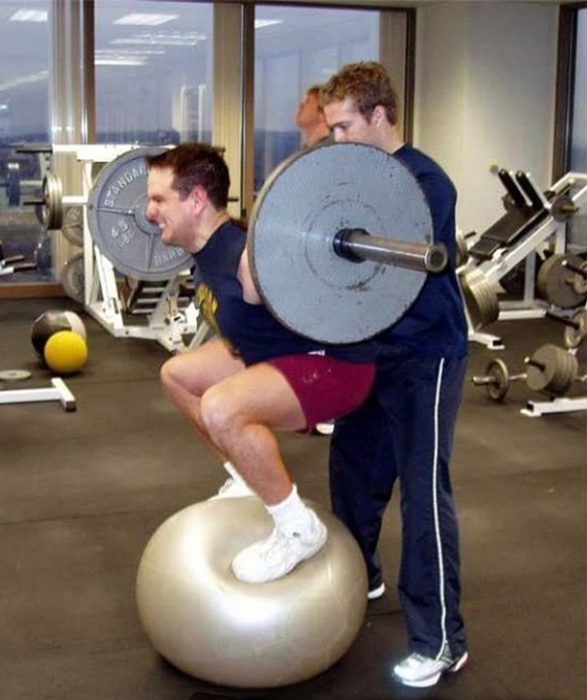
[94,1,214,145]
[570,8,586,172]
[568,7,586,253]
[0,1,51,285]
[254,5,381,192]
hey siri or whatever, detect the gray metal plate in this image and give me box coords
[248,142,432,343]
[61,252,85,304]
[87,146,192,281]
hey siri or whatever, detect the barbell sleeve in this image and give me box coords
[545,310,581,330]
[561,259,587,279]
[525,357,547,371]
[333,228,448,273]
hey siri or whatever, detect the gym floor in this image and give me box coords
[0,297,584,700]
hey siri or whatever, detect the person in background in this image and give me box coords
[295,84,330,148]
[295,84,334,437]
[321,61,469,689]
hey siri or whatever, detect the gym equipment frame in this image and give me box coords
[459,169,587,349]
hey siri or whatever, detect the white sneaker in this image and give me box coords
[393,645,468,688]
[209,477,254,500]
[367,582,386,600]
[314,421,334,436]
[232,510,328,583]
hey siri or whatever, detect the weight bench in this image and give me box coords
[469,169,550,261]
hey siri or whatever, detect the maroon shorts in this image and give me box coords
[266,354,375,431]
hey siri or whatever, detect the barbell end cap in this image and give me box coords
[425,243,448,273]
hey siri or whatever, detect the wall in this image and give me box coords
[414,1,559,235]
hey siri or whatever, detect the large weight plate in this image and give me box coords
[87,146,192,281]
[248,143,432,344]
[536,253,586,308]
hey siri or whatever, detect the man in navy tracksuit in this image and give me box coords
[322,62,469,689]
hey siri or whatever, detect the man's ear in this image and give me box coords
[190,185,208,214]
[372,105,386,126]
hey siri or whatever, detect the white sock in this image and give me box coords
[267,484,314,536]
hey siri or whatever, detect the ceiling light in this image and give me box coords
[9,9,48,22]
[254,19,283,30]
[0,71,49,92]
[95,49,151,67]
[95,58,147,66]
[111,32,205,47]
[114,13,178,27]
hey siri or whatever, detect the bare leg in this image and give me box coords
[199,362,328,583]
[199,362,305,504]
[160,338,245,458]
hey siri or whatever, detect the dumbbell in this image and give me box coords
[472,344,587,401]
[472,358,526,401]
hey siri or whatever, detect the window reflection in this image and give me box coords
[0,0,51,284]
[94,0,213,145]
[254,5,380,191]
[569,8,586,254]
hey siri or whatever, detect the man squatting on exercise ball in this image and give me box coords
[145,143,376,585]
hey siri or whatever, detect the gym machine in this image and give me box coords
[458,168,587,349]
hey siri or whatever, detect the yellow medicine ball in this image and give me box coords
[43,330,88,375]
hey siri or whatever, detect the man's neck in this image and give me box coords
[191,210,230,253]
[380,124,405,156]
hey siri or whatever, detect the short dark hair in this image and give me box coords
[145,142,230,209]
[321,61,399,126]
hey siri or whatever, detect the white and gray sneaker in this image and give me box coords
[367,582,386,600]
[232,511,328,583]
[393,644,468,688]
[209,477,254,500]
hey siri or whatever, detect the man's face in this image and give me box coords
[323,96,379,147]
[146,167,194,250]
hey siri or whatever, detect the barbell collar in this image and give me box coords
[332,229,448,274]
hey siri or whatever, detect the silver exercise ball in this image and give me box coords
[136,497,367,688]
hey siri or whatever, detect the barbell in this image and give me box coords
[30,143,447,342]
[248,142,447,343]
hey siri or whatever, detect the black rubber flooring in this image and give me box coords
[0,297,585,700]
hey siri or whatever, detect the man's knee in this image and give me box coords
[200,386,239,438]
[160,356,180,390]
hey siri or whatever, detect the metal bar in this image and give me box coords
[498,169,527,208]
[0,378,75,412]
[515,171,548,210]
[333,228,447,273]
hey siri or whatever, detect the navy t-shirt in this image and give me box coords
[377,145,468,359]
[192,221,375,366]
